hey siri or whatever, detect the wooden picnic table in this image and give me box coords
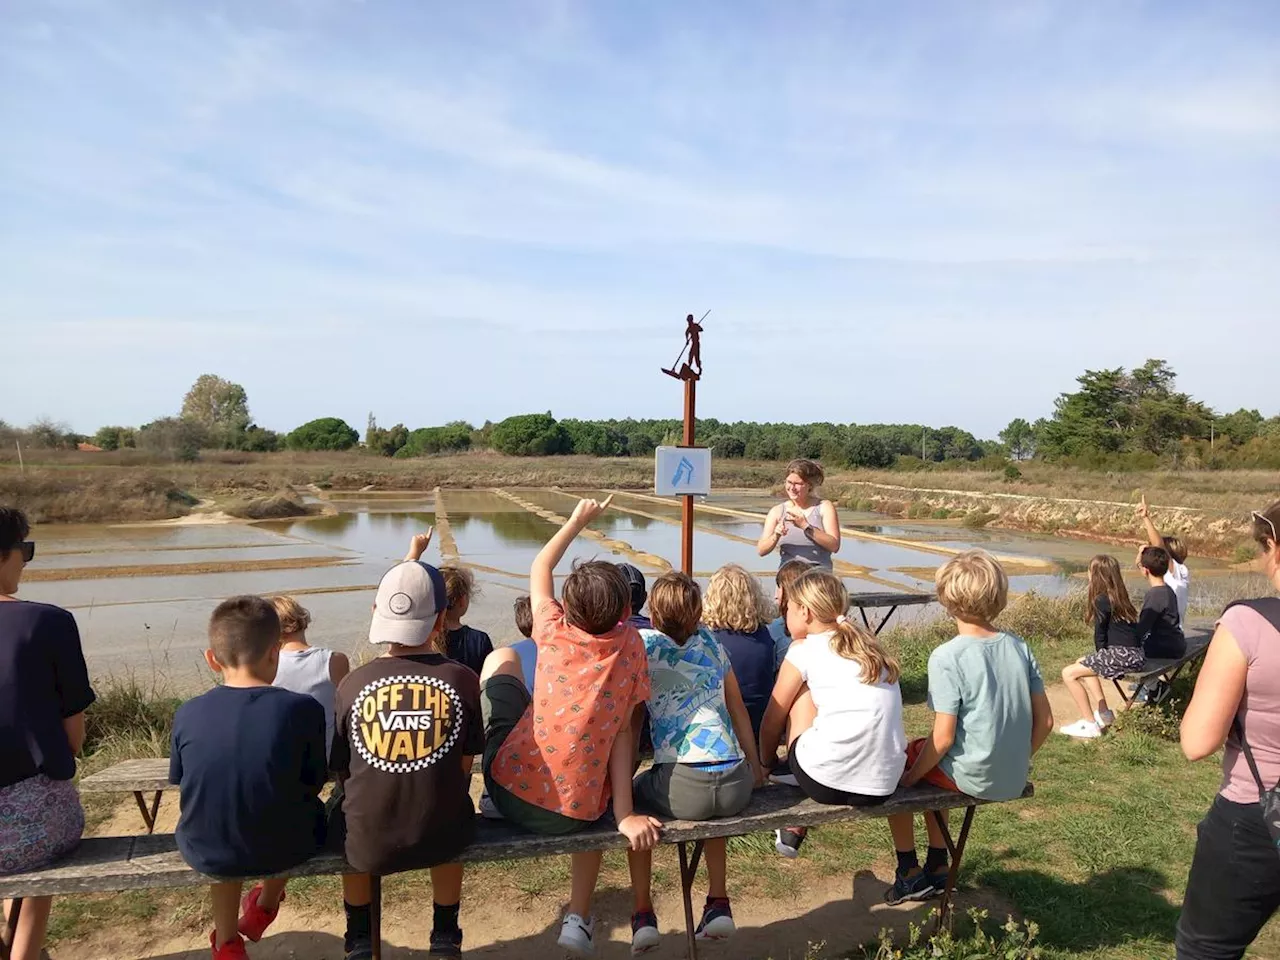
[848,590,935,634]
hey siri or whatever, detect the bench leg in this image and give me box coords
[1111,679,1137,710]
[370,875,382,960]
[873,605,901,636]
[929,806,975,934]
[133,791,163,834]
[677,840,704,960]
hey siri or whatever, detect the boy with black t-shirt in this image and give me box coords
[1137,546,1187,660]
[330,559,484,959]
[170,596,327,960]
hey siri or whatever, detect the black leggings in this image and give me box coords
[790,735,888,808]
[1177,794,1280,959]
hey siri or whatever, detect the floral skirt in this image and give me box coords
[0,774,84,875]
[1081,645,1147,681]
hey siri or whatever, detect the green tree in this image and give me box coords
[137,417,206,461]
[181,375,251,449]
[93,426,136,451]
[999,418,1035,460]
[490,414,570,456]
[241,426,281,452]
[705,434,746,458]
[1217,409,1263,445]
[285,417,359,451]
[843,432,894,468]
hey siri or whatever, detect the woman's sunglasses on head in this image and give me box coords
[1254,511,1278,545]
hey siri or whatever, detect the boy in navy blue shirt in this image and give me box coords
[170,596,327,960]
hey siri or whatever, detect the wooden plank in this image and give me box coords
[1121,634,1211,683]
[848,592,934,609]
[0,783,1032,898]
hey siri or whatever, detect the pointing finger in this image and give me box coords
[600,494,614,510]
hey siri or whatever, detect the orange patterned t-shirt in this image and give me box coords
[491,599,651,820]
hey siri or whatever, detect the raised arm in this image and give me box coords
[531,496,612,610]
[1181,624,1248,761]
[757,504,786,558]
[404,529,433,562]
[1137,495,1163,549]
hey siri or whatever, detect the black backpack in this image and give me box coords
[1224,597,1280,852]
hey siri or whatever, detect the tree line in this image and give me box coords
[4,361,1278,470]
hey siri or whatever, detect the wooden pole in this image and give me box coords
[681,378,696,575]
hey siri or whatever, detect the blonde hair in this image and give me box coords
[935,550,1009,623]
[789,571,899,684]
[441,564,476,610]
[270,596,312,637]
[703,564,774,632]
[1085,555,1138,625]
[648,572,702,644]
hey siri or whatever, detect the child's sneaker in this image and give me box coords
[775,827,806,858]
[1059,719,1102,740]
[478,792,504,820]
[558,912,596,957]
[1095,708,1116,729]
[883,868,941,905]
[428,927,463,957]
[210,931,249,959]
[237,883,282,942]
[768,757,799,787]
[694,898,735,940]
[630,909,660,955]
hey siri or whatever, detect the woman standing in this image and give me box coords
[1177,500,1280,960]
[756,459,841,570]
[1,507,95,960]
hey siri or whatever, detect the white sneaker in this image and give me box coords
[558,913,596,957]
[1059,720,1102,740]
[1095,708,1116,729]
[478,792,504,820]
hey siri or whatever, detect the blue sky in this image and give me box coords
[2,1,1276,439]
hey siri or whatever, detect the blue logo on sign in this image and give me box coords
[672,457,695,487]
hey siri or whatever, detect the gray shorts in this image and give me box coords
[633,761,754,822]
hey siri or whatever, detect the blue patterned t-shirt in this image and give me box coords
[639,627,743,766]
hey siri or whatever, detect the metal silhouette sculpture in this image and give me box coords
[662,310,708,381]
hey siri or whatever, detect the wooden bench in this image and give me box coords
[1112,633,1211,709]
[1,782,1031,960]
[848,591,935,635]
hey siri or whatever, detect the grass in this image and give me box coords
[44,588,1280,958]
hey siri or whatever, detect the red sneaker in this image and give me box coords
[210,931,249,958]
[237,884,284,942]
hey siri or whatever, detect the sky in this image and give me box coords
[1,1,1276,440]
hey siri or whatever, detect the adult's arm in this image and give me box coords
[756,504,786,558]
[531,497,612,610]
[1181,624,1248,761]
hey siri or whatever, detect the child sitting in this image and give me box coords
[628,572,764,953]
[617,563,652,629]
[480,496,660,958]
[329,559,484,958]
[703,563,778,737]
[768,559,817,673]
[439,564,494,676]
[1135,547,1187,661]
[885,551,1054,905]
[759,570,906,860]
[270,595,350,762]
[169,597,327,960]
[1059,555,1142,739]
[508,595,537,692]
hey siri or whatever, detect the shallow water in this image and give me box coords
[16,488,1231,688]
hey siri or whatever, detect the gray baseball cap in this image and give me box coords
[369,561,448,647]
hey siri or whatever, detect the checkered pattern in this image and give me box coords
[350,674,463,773]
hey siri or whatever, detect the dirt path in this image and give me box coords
[51,864,1016,960]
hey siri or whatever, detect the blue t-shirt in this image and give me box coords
[767,617,790,673]
[0,601,95,789]
[710,625,775,737]
[927,631,1045,802]
[170,684,327,876]
[446,626,494,677]
[509,638,538,692]
[640,627,742,767]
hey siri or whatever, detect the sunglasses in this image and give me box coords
[1254,511,1278,545]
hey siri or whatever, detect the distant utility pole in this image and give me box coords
[922,428,927,461]
[1210,424,1215,451]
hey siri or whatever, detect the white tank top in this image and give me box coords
[274,646,336,761]
[776,502,833,569]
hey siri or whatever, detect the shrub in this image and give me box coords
[489,413,570,456]
[962,509,997,529]
[285,417,359,451]
[862,910,1041,959]
[137,417,206,461]
[241,425,281,452]
[706,434,746,458]
[1004,463,1023,481]
[1233,543,1259,564]
[396,423,473,458]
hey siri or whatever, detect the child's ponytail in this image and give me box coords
[791,571,901,685]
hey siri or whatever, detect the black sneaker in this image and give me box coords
[883,868,942,905]
[775,827,805,859]
[344,935,374,960]
[694,898,735,940]
[428,927,463,958]
[769,757,799,787]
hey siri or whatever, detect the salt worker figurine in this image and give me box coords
[662,312,705,381]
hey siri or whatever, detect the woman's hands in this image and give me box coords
[783,504,810,530]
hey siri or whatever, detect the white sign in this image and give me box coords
[655,446,712,497]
